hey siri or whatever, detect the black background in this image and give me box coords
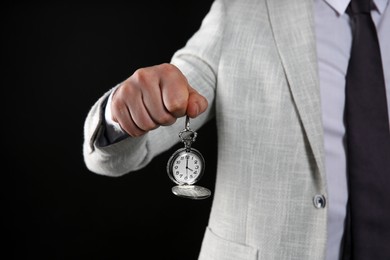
[3,1,218,259]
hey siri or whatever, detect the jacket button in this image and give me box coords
[313,194,326,209]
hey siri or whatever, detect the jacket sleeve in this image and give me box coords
[82,0,225,176]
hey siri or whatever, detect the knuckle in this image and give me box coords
[117,80,137,98]
[159,63,176,74]
[132,68,154,86]
[159,63,187,82]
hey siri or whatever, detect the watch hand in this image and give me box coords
[186,157,189,177]
[187,167,193,172]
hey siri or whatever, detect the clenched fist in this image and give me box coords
[111,63,208,137]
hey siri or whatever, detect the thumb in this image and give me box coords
[186,86,208,118]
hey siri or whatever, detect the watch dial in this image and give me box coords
[172,151,203,184]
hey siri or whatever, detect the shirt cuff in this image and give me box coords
[104,88,128,143]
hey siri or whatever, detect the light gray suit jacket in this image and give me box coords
[83,0,328,259]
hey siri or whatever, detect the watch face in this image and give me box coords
[167,148,205,185]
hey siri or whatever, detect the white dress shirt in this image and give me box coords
[103,0,390,259]
[315,0,389,259]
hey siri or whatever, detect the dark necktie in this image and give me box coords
[343,0,390,259]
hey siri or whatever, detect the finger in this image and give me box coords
[159,65,190,118]
[111,97,146,137]
[186,85,208,118]
[111,83,153,137]
[126,92,159,132]
[141,81,177,126]
[131,66,177,126]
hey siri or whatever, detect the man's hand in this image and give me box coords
[111,63,208,137]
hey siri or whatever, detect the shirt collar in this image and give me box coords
[324,0,389,15]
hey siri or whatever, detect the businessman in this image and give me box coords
[83,0,390,259]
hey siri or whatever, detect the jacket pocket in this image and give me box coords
[198,227,258,260]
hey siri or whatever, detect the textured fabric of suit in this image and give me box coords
[83,0,328,259]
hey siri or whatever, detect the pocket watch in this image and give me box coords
[167,116,211,199]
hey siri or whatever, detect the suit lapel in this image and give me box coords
[266,0,326,182]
